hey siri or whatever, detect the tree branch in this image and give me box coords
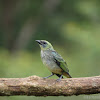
[0,76,100,96]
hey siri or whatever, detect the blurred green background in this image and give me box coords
[0,0,100,100]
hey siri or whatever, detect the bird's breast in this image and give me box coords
[41,50,62,74]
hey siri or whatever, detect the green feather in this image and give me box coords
[52,51,69,73]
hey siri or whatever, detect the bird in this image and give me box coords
[36,40,72,81]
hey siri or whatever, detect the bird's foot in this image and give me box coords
[56,78,61,82]
[43,77,48,79]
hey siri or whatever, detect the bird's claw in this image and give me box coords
[56,79,61,82]
[43,77,47,79]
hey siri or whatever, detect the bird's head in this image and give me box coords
[36,40,54,50]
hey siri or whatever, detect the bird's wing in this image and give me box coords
[52,51,69,72]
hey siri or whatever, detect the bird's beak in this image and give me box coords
[35,40,42,45]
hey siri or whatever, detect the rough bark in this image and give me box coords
[0,76,100,96]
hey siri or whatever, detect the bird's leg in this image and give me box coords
[56,74,63,81]
[56,74,63,79]
[43,73,54,79]
[56,72,64,81]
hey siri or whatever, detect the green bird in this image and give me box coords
[36,40,72,81]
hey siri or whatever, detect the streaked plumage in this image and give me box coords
[36,40,72,81]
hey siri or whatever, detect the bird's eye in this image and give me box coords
[43,42,46,44]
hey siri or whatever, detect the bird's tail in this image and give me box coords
[63,72,72,78]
